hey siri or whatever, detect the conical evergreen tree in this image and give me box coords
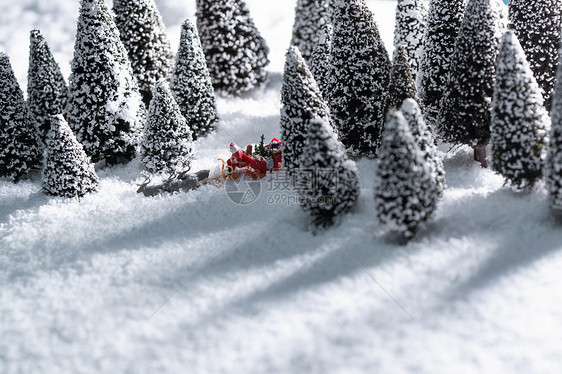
[328,0,391,157]
[297,117,360,231]
[65,0,145,165]
[394,0,427,83]
[546,42,562,211]
[374,110,439,241]
[142,80,194,174]
[491,31,549,190]
[171,19,219,140]
[309,23,333,101]
[195,0,270,96]
[508,0,562,112]
[400,98,445,197]
[27,29,68,144]
[113,0,174,107]
[0,52,42,181]
[42,115,99,198]
[290,0,333,62]
[385,45,422,114]
[280,46,333,174]
[418,0,467,126]
[438,0,500,153]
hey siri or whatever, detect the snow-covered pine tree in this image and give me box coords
[309,23,333,101]
[329,0,391,157]
[27,29,68,144]
[438,0,500,167]
[171,19,219,140]
[65,0,145,165]
[385,45,422,114]
[142,80,194,174]
[0,52,42,181]
[374,110,439,241]
[400,98,445,198]
[546,41,562,211]
[280,46,333,174]
[394,0,427,83]
[297,117,360,231]
[42,114,99,198]
[491,31,549,190]
[418,0,467,127]
[113,0,174,107]
[508,0,562,112]
[290,0,333,62]
[195,0,270,96]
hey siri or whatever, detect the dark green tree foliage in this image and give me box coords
[374,110,439,241]
[280,46,334,173]
[297,118,360,231]
[42,115,99,198]
[418,0,467,126]
[65,0,145,164]
[0,53,42,181]
[546,41,562,210]
[438,0,500,148]
[394,0,427,83]
[491,31,549,190]
[309,23,333,101]
[290,0,333,62]
[328,0,391,157]
[195,0,270,96]
[400,98,445,198]
[142,80,194,174]
[27,29,68,144]
[508,0,562,112]
[113,0,174,107]
[385,45,422,114]
[171,19,219,140]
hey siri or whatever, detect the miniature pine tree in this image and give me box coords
[309,24,333,101]
[328,0,391,157]
[385,45,422,114]
[400,98,445,198]
[374,110,439,241]
[255,134,268,157]
[418,0,467,126]
[508,0,562,112]
[0,52,42,181]
[393,0,427,83]
[170,19,219,140]
[290,0,333,62]
[195,0,270,96]
[27,29,68,144]
[438,0,500,163]
[280,46,334,174]
[113,0,174,107]
[65,0,145,165]
[546,42,562,210]
[142,80,194,174]
[297,117,360,231]
[491,31,549,190]
[42,115,99,198]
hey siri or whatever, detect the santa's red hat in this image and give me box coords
[265,138,282,148]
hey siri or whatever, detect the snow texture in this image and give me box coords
[0,52,42,181]
[393,0,426,84]
[385,45,422,115]
[170,19,219,140]
[42,114,99,198]
[113,0,174,107]
[491,31,549,190]
[290,0,333,62]
[308,23,333,102]
[27,29,68,145]
[64,0,145,164]
[142,80,194,174]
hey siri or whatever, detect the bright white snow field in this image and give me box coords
[1,0,562,373]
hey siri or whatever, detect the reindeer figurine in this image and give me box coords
[136,168,210,197]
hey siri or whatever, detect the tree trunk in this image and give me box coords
[473,146,488,168]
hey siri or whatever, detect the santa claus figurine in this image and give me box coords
[227,142,255,169]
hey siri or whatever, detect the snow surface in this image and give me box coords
[1,1,562,373]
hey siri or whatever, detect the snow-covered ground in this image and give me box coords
[1,1,562,373]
